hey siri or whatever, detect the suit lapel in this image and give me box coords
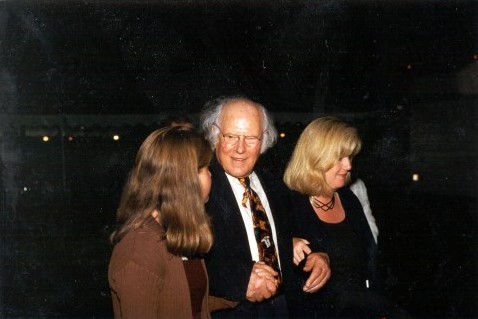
[209,158,250,246]
[210,158,240,219]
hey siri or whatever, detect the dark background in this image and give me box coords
[0,0,477,318]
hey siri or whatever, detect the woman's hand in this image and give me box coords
[293,237,312,265]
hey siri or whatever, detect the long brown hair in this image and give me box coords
[110,126,213,256]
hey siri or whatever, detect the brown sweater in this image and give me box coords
[108,221,210,319]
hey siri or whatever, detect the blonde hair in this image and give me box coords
[111,126,213,257]
[283,117,362,196]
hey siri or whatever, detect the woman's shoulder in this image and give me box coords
[338,187,361,204]
[121,220,163,247]
[110,222,170,272]
[288,189,310,205]
[338,188,372,233]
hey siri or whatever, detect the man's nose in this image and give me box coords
[234,137,247,153]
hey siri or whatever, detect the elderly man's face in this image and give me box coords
[215,100,263,178]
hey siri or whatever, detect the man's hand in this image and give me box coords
[302,252,330,293]
[293,237,312,265]
[245,262,280,302]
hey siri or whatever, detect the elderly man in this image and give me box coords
[201,96,330,318]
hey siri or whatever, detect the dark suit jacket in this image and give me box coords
[205,157,295,314]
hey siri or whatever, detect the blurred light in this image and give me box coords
[42,136,49,142]
[412,173,420,182]
[279,132,286,138]
[23,187,28,192]
[113,134,120,141]
[473,54,478,60]
[68,136,74,141]
[406,64,412,70]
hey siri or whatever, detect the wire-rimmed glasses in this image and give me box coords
[214,125,263,147]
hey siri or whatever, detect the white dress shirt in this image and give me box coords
[349,178,379,243]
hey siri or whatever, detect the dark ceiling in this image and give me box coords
[1,0,477,114]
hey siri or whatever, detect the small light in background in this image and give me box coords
[68,136,74,141]
[473,54,478,60]
[412,173,420,182]
[113,134,120,141]
[279,132,286,138]
[42,136,49,142]
[406,64,412,70]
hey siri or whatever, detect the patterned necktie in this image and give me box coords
[238,176,281,280]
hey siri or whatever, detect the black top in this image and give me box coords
[289,188,388,318]
[320,215,369,292]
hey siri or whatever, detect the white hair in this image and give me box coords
[200,95,277,154]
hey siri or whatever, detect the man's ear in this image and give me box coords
[210,125,219,133]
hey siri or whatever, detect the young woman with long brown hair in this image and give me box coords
[108,126,213,319]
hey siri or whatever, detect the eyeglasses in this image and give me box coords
[214,125,263,147]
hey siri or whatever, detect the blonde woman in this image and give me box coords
[284,117,408,318]
[108,126,213,319]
